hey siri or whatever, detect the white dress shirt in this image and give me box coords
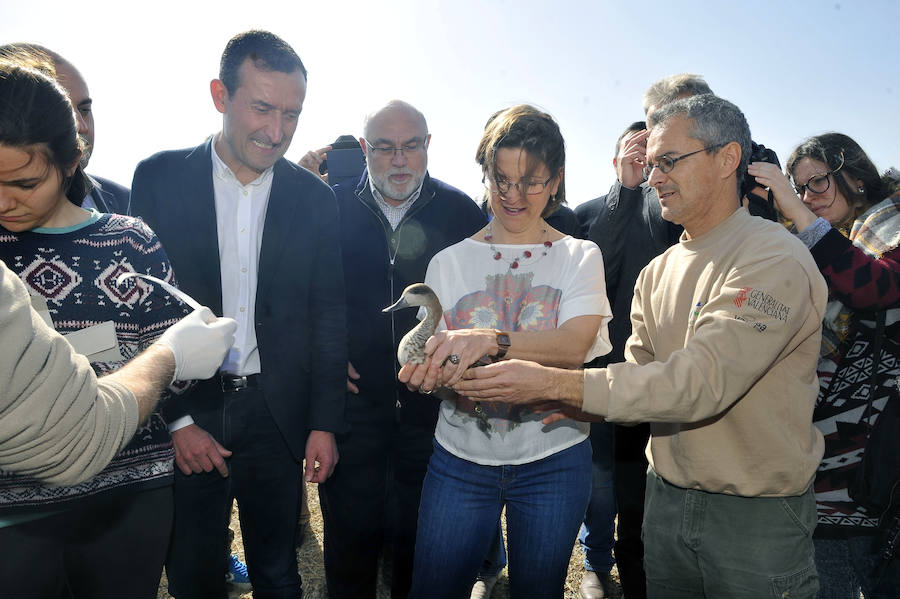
[211,145,273,376]
[168,144,274,433]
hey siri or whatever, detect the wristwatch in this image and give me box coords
[494,330,511,359]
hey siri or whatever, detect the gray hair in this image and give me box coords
[642,73,713,114]
[648,94,752,186]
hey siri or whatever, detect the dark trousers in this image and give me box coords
[166,389,304,599]
[0,485,172,599]
[614,423,650,599]
[319,397,434,599]
[579,420,617,573]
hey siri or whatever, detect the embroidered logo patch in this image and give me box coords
[734,287,790,322]
[733,287,751,308]
[687,301,703,328]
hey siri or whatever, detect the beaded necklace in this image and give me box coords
[484,222,553,269]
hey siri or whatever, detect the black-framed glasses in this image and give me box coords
[642,144,724,180]
[792,151,845,197]
[362,138,428,158]
[488,174,554,196]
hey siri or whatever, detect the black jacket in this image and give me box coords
[335,171,486,426]
[129,139,348,458]
[86,175,129,214]
[575,181,681,365]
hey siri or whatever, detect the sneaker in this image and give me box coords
[578,570,612,599]
[470,573,499,599]
[225,554,252,594]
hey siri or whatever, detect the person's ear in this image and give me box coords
[210,79,228,114]
[719,141,742,179]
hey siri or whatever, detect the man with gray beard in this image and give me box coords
[318,100,486,599]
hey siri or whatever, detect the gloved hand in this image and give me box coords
[156,307,237,382]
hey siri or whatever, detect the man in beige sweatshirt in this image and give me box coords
[452,95,827,598]
[0,260,236,487]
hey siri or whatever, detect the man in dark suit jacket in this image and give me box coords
[53,56,130,213]
[129,30,347,598]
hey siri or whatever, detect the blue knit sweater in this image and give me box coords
[0,212,187,514]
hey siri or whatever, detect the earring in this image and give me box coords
[858,187,865,193]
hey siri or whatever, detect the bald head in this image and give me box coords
[363,100,428,141]
[360,100,430,205]
[52,57,93,166]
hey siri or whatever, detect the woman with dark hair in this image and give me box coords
[749,133,900,597]
[0,60,188,598]
[400,104,612,598]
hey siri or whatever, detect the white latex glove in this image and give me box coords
[156,307,237,382]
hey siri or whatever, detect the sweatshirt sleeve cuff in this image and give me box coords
[98,379,140,453]
[581,368,610,417]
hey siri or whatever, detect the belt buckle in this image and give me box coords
[221,374,249,392]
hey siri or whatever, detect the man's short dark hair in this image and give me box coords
[219,30,307,95]
[614,120,647,158]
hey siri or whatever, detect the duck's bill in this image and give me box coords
[382,296,411,312]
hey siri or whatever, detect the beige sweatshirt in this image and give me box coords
[583,209,827,497]
[0,260,138,486]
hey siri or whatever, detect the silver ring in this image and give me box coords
[419,387,434,395]
[448,354,461,365]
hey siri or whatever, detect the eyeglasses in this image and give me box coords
[792,151,845,197]
[362,138,428,158]
[642,144,724,180]
[488,175,554,196]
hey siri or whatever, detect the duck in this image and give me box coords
[382,283,442,365]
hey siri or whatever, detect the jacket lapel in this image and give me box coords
[183,141,224,314]
[256,159,301,302]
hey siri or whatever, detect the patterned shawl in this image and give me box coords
[821,193,900,360]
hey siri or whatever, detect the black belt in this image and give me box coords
[219,373,260,392]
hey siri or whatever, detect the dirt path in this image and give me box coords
[157,482,623,598]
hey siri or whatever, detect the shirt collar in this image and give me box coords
[368,176,423,210]
[211,141,274,189]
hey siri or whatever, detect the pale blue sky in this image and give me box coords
[2,0,898,206]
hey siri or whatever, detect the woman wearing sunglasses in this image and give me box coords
[749,133,900,597]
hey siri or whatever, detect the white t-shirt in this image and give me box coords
[425,236,612,465]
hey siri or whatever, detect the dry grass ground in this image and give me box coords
[157,482,624,599]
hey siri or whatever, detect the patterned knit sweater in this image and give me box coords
[808,196,900,538]
[0,212,186,514]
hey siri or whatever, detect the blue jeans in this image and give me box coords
[642,468,818,598]
[579,420,616,573]
[814,535,900,598]
[476,522,507,579]
[409,439,591,599]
